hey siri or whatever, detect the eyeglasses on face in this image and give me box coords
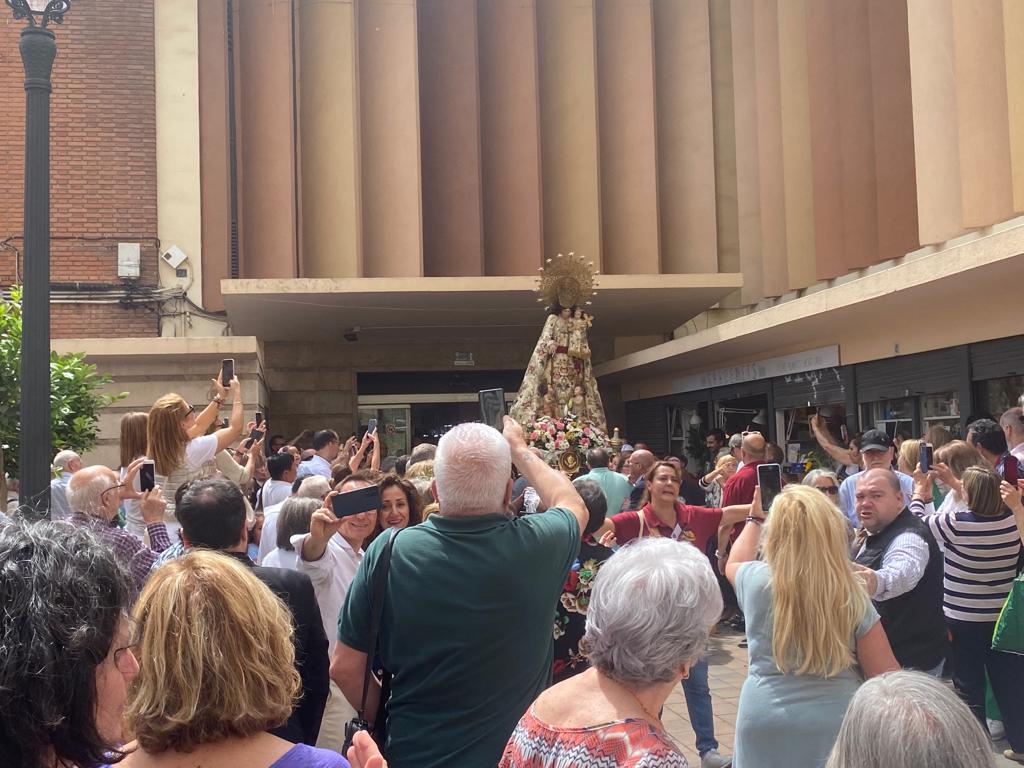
[817,485,839,495]
[101,483,126,498]
[181,404,196,420]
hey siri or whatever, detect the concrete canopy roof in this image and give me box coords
[220,274,743,343]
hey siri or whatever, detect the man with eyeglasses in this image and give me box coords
[66,460,171,596]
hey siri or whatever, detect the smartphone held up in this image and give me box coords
[757,463,783,513]
[479,389,506,431]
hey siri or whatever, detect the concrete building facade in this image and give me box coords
[2,0,1022,468]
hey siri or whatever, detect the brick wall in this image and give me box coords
[0,2,159,338]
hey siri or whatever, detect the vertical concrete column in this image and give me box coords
[752,0,788,298]
[776,0,816,291]
[952,0,1014,228]
[596,0,659,275]
[709,0,743,308]
[359,0,423,277]
[833,0,878,270]
[537,0,602,270]
[197,0,231,310]
[299,0,361,278]
[729,0,764,304]
[478,0,544,276]
[1005,0,1024,213]
[906,0,964,244]
[155,0,206,300]
[805,0,845,280]
[867,0,920,262]
[418,0,484,277]
[654,0,718,275]
[237,0,299,278]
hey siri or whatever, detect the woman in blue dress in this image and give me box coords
[726,485,900,768]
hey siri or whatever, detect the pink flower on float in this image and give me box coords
[556,421,565,430]
[581,437,590,447]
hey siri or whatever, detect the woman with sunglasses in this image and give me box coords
[147,368,244,539]
[802,469,841,501]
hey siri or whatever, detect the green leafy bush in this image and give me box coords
[0,286,126,483]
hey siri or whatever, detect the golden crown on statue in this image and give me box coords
[535,252,599,310]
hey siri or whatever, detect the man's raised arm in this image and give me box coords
[503,416,588,534]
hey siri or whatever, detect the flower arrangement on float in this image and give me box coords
[525,414,608,474]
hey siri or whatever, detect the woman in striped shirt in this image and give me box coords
[910,465,1024,735]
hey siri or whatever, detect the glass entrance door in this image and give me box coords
[357,406,411,458]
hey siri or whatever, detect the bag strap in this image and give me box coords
[358,527,400,721]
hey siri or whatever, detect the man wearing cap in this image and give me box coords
[837,429,913,527]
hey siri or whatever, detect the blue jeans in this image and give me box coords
[682,657,718,756]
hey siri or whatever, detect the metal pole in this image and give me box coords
[17,25,56,514]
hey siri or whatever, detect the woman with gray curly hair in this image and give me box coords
[500,537,723,767]
[826,670,995,768]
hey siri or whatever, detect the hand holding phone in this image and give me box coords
[757,463,783,513]
[919,442,934,474]
[1004,457,1020,488]
[367,418,378,436]
[255,411,263,427]
[220,358,235,388]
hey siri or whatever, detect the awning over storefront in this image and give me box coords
[220,274,743,343]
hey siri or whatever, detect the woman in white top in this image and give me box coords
[262,497,319,571]
[146,373,244,540]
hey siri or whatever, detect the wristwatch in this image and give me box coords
[212,393,224,406]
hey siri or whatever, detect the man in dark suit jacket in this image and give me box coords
[176,477,329,745]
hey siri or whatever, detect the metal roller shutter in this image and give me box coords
[772,366,849,409]
[855,349,962,403]
[624,398,669,455]
[970,335,1024,381]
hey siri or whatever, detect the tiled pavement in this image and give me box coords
[662,626,1017,767]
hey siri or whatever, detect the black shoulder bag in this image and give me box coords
[342,527,399,754]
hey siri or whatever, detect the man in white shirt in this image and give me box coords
[295,471,379,752]
[999,407,1024,463]
[296,429,341,481]
[49,450,82,520]
[261,450,298,510]
[838,429,913,527]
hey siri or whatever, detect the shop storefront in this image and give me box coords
[853,347,969,439]
[970,335,1024,418]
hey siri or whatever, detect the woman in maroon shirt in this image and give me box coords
[597,461,756,550]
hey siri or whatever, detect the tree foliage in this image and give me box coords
[0,286,126,480]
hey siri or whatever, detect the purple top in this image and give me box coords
[271,744,351,768]
[102,744,349,768]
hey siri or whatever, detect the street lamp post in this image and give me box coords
[5,0,71,514]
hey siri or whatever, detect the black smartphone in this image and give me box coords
[255,411,263,427]
[220,358,235,386]
[919,442,934,473]
[139,459,156,492]
[243,427,261,449]
[1004,457,1020,488]
[331,485,382,518]
[367,418,378,435]
[479,388,506,431]
[757,463,783,513]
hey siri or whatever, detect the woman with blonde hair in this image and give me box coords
[121,549,349,768]
[726,485,899,768]
[146,369,244,538]
[119,411,150,537]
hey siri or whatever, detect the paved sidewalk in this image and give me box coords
[663,626,1016,767]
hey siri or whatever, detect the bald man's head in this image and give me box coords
[627,449,656,483]
[741,433,766,463]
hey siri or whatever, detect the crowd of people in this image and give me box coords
[2,367,1023,768]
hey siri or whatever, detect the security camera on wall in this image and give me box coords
[161,244,188,269]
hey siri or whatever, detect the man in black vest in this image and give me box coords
[850,468,948,674]
[176,477,330,745]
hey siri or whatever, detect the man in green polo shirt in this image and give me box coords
[330,418,588,767]
[577,446,634,515]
